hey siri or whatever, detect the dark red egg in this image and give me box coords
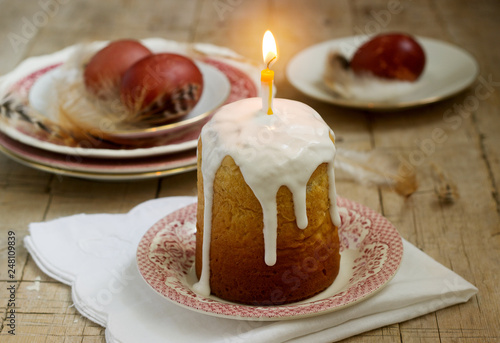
[120,53,204,124]
[84,39,152,97]
[350,33,426,81]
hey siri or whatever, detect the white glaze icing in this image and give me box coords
[193,97,340,297]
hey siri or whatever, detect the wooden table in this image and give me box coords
[1,0,499,341]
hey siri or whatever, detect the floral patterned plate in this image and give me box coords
[136,197,403,320]
[0,131,196,180]
[0,38,259,159]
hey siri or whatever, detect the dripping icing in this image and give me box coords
[194,98,341,297]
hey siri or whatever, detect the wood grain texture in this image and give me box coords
[0,0,499,341]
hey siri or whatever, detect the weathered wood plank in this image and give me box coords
[418,1,500,341]
[45,177,158,219]
[0,312,104,342]
[350,0,500,342]
[0,1,49,74]
[158,170,197,198]
[26,0,199,58]
[22,256,56,283]
[0,159,53,192]
[343,325,401,343]
[0,186,50,324]
[0,279,103,342]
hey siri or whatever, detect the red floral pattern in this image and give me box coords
[338,207,371,252]
[136,197,404,320]
[148,220,196,276]
[203,58,258,103]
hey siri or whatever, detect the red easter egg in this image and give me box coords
[84,39,152,97]
[120,53,204,124]
[350,33,426,81]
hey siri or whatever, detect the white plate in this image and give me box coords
[28,62,230,140]
[136,198,403,320]
[286,36,479,110]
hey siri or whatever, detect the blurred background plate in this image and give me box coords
[286,36,479,110]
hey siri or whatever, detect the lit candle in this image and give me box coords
[261,30,277,115]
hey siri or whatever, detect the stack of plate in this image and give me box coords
[0,39,259,181]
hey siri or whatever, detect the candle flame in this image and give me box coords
[262,30,277,67]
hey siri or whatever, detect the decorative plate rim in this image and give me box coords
[0,140,197,181]
[136,197,403,320]
[0,129,197,173]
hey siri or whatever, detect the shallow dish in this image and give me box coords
[28,62,230,140]
[286,36,479,110]
[136,197,403,320]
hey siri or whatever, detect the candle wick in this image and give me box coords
[266,56,276,69]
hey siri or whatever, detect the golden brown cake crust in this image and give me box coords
[196,140,340,305]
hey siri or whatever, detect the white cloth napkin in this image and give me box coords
[24,196,477,343]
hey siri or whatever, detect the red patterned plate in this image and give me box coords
[0,131,196,175]
[136,197,403,320]
[0,38,258,159]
